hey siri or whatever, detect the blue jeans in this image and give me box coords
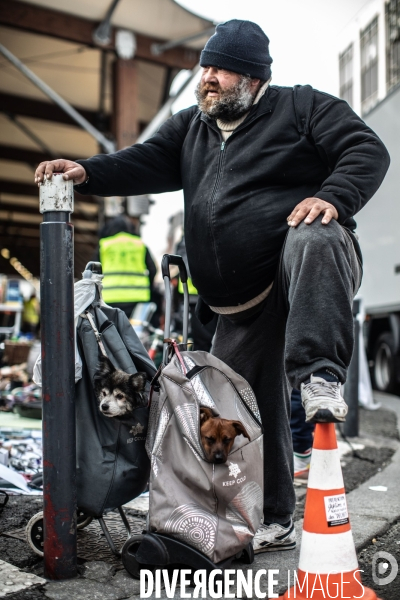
[290,388,315,453]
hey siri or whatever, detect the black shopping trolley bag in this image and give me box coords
[76,302,156,517]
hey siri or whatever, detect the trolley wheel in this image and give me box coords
[77,509,93,530]
[240,542,254,565]
[121,535,154,579]
[26,511,44,557]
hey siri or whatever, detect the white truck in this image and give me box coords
[356,83,400,394]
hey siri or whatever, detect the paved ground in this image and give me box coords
[0,392,399,599]
[354,392,400,600]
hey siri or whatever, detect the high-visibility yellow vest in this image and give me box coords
[23,298,39,325]
[178,277,198,296]
[99,233,150,303]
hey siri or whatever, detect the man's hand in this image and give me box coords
[34,160,87,186]
[287,197,339,227]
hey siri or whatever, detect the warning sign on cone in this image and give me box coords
[280,423,382,600]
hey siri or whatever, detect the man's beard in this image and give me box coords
[195,75,255,121]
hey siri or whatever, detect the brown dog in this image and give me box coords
[200,407,250,464]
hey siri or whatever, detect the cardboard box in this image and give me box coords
[3,341,32,366]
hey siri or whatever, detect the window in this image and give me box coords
[339,44,354,106]
[386,0,400,91]
[360,17,379,114]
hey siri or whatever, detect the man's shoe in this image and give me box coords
[301,375,348,423]
[253,518,296,554]
[294,450,312,480]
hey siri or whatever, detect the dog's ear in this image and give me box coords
[93,356,115,396]
[232,421,250,441]
[98,355,115,375]
[129,372,147,392]
[200,407,214,424]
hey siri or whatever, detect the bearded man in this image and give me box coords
[35,20,390,553]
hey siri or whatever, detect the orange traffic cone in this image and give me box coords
[280,423,381,600]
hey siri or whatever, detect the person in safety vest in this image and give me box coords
[96,215,156,318]
[22,291,40,336]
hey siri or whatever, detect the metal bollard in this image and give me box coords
[343,299,360,438]
[39,174,77,579]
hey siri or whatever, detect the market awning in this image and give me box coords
[0,0,212,277]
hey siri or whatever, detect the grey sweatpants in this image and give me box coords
[212,217,362,524]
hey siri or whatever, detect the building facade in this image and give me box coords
[338,0,400,115]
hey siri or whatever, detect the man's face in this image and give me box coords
[196,66,260,121]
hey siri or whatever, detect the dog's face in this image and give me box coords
[93,356,147,418]
[200,407,250,464]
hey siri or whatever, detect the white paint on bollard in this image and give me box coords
[39,173,74,214]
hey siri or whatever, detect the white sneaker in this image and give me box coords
[294,450,312,480]
[301,374,348,423]
[253,518,296,554]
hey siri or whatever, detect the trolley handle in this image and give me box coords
[82,262,103,303]
[83,261,102,276]
[162,254,189,364]
[161,254,188,283]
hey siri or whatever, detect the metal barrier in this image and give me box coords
[343,299,360,437]
[39,174,77,579]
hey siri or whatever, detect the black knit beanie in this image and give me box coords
[200,19,273,81]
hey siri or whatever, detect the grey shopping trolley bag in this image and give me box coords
[145,255,264,564]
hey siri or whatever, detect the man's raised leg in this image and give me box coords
[282,217,362,422]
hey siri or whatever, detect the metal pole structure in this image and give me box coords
[5,113,57,159]
[343,299,360,437]
[151,26,216,55]
[39,174,77,579]
[0,44,115,154]
[136,65,201,144]
[92,0,122,45]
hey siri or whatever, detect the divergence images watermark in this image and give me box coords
[140,569,368,598]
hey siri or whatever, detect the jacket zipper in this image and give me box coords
[208,140,228,290]
[205,108,272,293]
[210,141,225,199]
[206,106,272,203]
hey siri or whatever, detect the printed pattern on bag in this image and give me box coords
[164,504,218,559]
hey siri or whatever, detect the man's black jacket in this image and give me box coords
[76,85,390,308]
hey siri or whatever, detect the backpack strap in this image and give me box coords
[81,310,109,358]
[293,84,314,136]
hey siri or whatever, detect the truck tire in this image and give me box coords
[372,332,399,393]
